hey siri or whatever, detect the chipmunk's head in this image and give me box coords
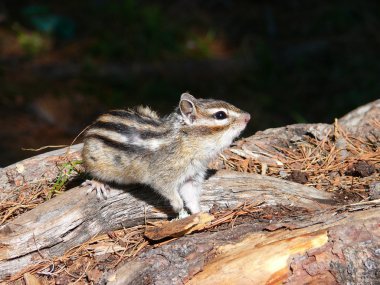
[178,93,250,150]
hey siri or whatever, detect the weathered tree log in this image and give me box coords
[0,99,378,282]
[0,170,334,279]
[108,201,380,285]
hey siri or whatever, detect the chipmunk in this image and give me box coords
[82,93,250,217]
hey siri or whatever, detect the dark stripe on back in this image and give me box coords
[86,134,146,153]
[90,121,170,139]
[108,110,162,127]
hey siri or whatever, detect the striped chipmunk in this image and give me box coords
[82,93,250,218]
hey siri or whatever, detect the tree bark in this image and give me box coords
[0,170,334,279]
[107,201,380,285]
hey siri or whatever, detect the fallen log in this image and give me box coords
[108,201,380,285]
[0,170,334,279]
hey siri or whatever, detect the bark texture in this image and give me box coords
[0,170,334,278]
[107,203,380,285]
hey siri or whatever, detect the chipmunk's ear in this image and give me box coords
[179,93,197,124]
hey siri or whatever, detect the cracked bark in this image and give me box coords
[107,205,380,285]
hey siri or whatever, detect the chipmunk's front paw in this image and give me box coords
[82,180,110,200]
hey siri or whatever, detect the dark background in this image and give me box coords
[0,1,379,167]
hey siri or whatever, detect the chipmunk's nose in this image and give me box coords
[242,113,251,123]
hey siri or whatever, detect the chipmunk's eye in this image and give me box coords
[214,111,227,120]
